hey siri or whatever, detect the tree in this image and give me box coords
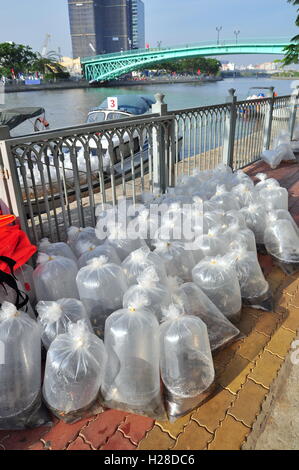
[0,42,37,76]
[283,0,299,65]
[31,53,70,79]
[137,57,221,75]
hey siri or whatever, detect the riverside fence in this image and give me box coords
[0,87,298,244]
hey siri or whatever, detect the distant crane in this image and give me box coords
[41,33,51,58]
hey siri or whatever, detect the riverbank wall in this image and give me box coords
[2,76,222,93]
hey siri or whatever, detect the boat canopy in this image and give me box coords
[91,95,156,116]
[0,107,45,130]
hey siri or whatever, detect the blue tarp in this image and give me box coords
[92,95,156,115]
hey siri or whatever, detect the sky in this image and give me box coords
[0,0,298,65]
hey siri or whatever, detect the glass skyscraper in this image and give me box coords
[68,0,145,58]
[132,0,145,49]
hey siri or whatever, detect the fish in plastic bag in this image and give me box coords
[192,255,242,323]
[154,241,196,282]
[33,253,79,302]
[76,256,128,337]
[179,282,240,350]
[0,302,51,430]
[43,320,106,423]
[123,266,171,322]
[101,295,166,419]
[36,298,93,350]
[160,304,215,421]
[122,246,167,287]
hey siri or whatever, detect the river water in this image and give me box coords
[4,77,296,136]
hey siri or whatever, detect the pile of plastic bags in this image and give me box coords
[261,130,296,169]
[3,160,299,427]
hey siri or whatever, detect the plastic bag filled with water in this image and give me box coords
[0,302,49,430]
[154,241,195,282]
[210,185,240,211]
[36,298,92,350]
[76,256,128,337]
[43,321,106,423]
[33,253,79,302]
[230,244,273,311]
[39,238,77,264]
[259,182,288,211]
[101,295,165,419]
[179,282,240,351]
[67,226,101,257]
[264,212,299,273]
[123,266,171,322]
[160,304,215,421]
[105,223,147,261]
[240,203,267,246]
[122,246,167,287]
[192,255,242,323]
[77,242,121,269]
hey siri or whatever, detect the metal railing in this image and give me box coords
[0,88,297,244]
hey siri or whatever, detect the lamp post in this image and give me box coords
[234,29,240,44]
[216,26,222,45]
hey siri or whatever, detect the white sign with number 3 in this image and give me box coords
[107,97,118,110]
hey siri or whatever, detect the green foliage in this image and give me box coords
[283,0,299,65]
[0,42,36,76]
[0,42,69,79]
[138,57,221,75]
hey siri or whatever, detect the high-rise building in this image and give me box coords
[68,0,145,58]
[132,0,145,49]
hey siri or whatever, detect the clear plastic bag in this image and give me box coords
[276,143,296,162]
[106,224,147,261]
[261,149,283,169]
[43,321,106,423]
[154,241,195,282]
[77,242,121,269]
[231,244,273,311]
[36,298,93,350]
[33,253,79,302]
[210,185,240,211]
[101,295,165,419]
[67,227,100,257]
[179,282,240,350]
[231,183,257,207]
[122,246,167,287]
[0,302,50,430]
[39,238,77,264]
[123,267,171,322]
[240,203,267,245]
[264,213,299,272]
[203,210,225,233]
[259,183,288,211]
[76,256,128,338]
[254,173,280,192]
[192,255,242,323]
[131,208,161,248]
[160,304,215,421]
[193,227,226,263]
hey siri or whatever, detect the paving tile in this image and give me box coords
[118,414,154,445]
[171,420,213,450]
[29,441,47,451]
[228,379,268,428]
[80,409,127,450]
[217,354,253,394]
[281,277,299,298]
[137,425,175,450]
[101,431,137,451]
[281,303,299,332]
[264,327,297,359]
[213,343,240,378]
[156,413,192,439]
[254,311,281,336]
[192,388,235,433]
[237,330,269,362]
[208,415,250,450]
[248,351,283,389]
[67,437,92,451]
[0,425,52,451]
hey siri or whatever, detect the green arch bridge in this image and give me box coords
[81,37,290,83]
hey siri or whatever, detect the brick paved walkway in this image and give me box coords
[1,160,299,450]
